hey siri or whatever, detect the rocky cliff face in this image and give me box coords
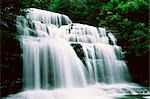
[1,5,23,95]
[1,34,22,96]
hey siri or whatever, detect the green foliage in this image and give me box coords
[48,0,102,25]
[97,0,149,57]
[1,0,24,40]
[50,0,70,14]
[48,0,60,12]
[22,0,51,10]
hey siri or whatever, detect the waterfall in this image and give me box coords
[59,23,131,84]
[26,8,72,27]
[16,8,131,89]
[17,8,87,89]
[6,8,145,99]
[20,37,87,90]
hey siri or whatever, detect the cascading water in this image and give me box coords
[5,8,149,99]
[17,8,86,90]
[59,23,131,84]
[21,37,87,90]
[26,8,72,27]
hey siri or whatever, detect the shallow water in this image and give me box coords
[4,83,150,99]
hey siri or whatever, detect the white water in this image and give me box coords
[26,8,72,27]
[59,23,130,84]
[20,37,87,90]
[5,8,149,99]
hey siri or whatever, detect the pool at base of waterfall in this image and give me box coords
[4,83,150,99]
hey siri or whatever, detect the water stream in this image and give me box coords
[5,8,150,99]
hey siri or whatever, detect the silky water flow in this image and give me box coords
[5,8,149,99]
